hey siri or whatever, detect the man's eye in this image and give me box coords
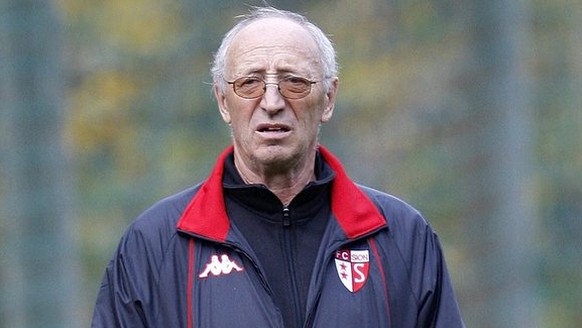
[239,78,261,87]
[285,76,310,87]
[282,77,310,92]
[286,77,306,84]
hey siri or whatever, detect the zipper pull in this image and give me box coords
[282,207,291,227]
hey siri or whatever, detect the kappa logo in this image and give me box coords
[334,249,370,293]
[199,254,244,278]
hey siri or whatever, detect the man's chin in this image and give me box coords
[253,146,299,168]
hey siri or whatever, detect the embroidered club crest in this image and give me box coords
[334,249,370,293]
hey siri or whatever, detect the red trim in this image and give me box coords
[176,145,386,240]
[187,238,195,328]
[369,238,391,325]
[177,146,233,242]
[318,146,386,239]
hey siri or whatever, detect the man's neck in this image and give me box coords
[234,154,316,206]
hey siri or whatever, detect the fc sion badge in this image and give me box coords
[334,249,370,293]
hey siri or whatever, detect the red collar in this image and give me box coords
[177,145,386,241]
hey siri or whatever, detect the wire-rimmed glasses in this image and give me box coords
[226,76,318,99]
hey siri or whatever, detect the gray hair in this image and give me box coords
[211,7,338,93]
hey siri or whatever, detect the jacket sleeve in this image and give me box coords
[91,189,193,328]
[91,218,164,328]
[91,236,149,328]
[414,224,465,328]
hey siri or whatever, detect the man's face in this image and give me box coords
[214,17,338,174]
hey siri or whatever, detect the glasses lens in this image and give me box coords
[280,77,312,99]
[231,76,314,99]
[233,77,265,99]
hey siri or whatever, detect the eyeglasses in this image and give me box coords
[226,76,318,99]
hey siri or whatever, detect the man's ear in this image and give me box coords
[214,84,231,124]
[321,77,339,123]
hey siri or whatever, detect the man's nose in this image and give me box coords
[260,83,285,114]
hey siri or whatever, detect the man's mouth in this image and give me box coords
[256,124,291,133]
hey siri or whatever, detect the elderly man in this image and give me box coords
[92,7,464,328]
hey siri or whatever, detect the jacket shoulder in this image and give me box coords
[129,184,202,234]
[114,184,203,272]
[359,185,429,234]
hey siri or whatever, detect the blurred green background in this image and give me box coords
[1,0,580,327]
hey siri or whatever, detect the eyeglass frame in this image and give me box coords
[225,75,321,100]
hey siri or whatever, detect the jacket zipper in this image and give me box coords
[282,207,304,327]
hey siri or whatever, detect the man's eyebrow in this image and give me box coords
[237,69,300,77]
[234,68,264,77]
[236,62,299,75]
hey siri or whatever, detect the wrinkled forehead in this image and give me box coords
[226,17,321,76]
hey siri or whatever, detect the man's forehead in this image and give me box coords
[239,17,306,35]
[226,17,320,75]
[231,17,316,50]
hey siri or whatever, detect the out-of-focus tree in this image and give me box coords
[532,0,582,325]
[0,1,81,327]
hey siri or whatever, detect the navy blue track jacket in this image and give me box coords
[92,145,464,327]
